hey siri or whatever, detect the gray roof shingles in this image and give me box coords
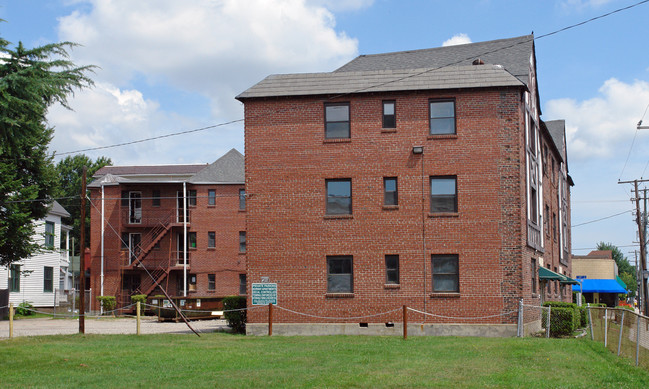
[189,148,245,184]
[236,34,534,100]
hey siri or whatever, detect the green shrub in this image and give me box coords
[544,301,579,330]
[16,301,33,316]
[223,296,247,334]
[542,307,576,337]
[130,294,147,308]
[579,306,588,327]
[97,296,116,314]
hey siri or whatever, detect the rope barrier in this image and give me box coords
[274,305,402,320]
[407,307,518,320]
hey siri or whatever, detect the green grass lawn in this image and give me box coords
[1,333,648,388]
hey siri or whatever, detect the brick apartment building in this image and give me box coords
[237,35,575,336]
[88,149,246,310]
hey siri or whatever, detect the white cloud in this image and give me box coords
[49,0,358,164]
[544,78,649,160]
[306,0,374,12]
[442,33,472,47]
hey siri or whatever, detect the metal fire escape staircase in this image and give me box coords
[129,211,178,296]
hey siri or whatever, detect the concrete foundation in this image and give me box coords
[247,322,518,337]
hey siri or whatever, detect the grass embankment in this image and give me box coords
[1,333,648,388]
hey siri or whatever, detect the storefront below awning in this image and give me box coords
[539,267,580,285]
[571,278,627,294]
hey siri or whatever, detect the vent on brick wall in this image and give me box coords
[359,322,368,328]
[385,322,394,328]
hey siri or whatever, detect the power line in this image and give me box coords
[571,209,634,228]
[53,0,649,157]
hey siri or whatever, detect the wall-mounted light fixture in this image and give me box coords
[412,146,424,154]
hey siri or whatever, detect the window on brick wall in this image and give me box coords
[326,179,352,215]
[327,255,353,293]
[208,189,216,206]
[530,187,538,224]
[553,212,557,242]
[208,232,215,248]
[208,274,215,290]
[544,204,550,236]
[429,100,455,135]
[239,231,246,253]
[152,190,161,207]
[239,274,247,295]
[44,266,53,292]
[188,190,197,207]
[432,254,459,293]
[531,259,537,294]
[239,189,246,210]
[45,221,55,248]
[383,177,398,206]
[325,103,350,138]
[383,100,396,128]
[385,255,399,284]
[430,176,457,213]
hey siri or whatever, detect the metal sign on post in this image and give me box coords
[252,283,277,305]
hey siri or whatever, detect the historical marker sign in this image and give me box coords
[252,283,277,305]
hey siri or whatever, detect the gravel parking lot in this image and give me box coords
[0,317,229,338]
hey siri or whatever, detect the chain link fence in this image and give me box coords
[589,307,649,369]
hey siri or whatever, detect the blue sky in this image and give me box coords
[1,0,649,259]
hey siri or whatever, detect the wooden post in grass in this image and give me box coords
[136,301,141,336]
[9,303,13,339]
[268,303,273,336]
[604,308,608,347]
[403,305,408,340]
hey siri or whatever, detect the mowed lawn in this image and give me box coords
[1,333,649,388]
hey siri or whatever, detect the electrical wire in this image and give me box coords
[52,0,649,157]
[570,209,634,228]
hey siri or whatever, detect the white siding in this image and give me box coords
[0,213,66,308]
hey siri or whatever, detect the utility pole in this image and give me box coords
[619,179,649,315]
[79,167,87,334]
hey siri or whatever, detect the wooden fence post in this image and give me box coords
[136,301,141,336]
[403,305,408,340]
[268,303,273,336]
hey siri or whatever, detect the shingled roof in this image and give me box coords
[236,35,534,100]
[544,120,567,165]
[189,148,244,184]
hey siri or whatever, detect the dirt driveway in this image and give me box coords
[0,317,229,338]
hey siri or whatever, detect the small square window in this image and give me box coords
[325,103,350,139]
[385,255,399,284]
[152,190,161,207]
[383,177,398,206]
[430,176,457,213]
[383,100,396,128]
[239,189,246,210]
[208,189,216,206]
[429,100,455,135]
[208,231,216,248]
[208,274,215,290]
[327,256,353,293]
[239,231,246,253]
[326,179,352,215]
[432,254,459,293]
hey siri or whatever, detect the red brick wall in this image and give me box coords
[244,88,536,325]
[89,182,245,310]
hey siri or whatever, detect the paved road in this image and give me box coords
[0,317,229,338]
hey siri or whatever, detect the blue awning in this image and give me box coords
[571,279,627,294]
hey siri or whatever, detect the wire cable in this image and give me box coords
[571,209,633,228]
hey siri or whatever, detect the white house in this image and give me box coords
[0,201,72,308]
